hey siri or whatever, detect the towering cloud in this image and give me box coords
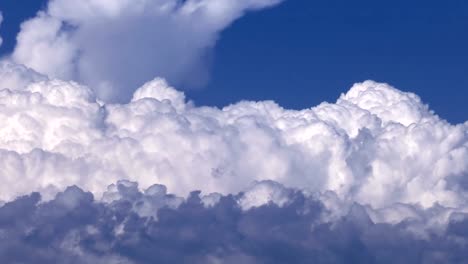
[10,0,283,102]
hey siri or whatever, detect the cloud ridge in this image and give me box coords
[0,61,466,213]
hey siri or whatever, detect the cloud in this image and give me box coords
[0,62,466,215]
[0,60,48,90]
[9,0,283,102]
[0,60,466,261]
[1,181,468,263]
[2,2,467,261]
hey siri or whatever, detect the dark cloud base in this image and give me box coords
[1,183,468,264]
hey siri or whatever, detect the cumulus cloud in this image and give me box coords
[1,181,468,263]
[0,58,466,261]
[10,0,283,102]
[0,62,466,214]
[0,60,48,90]
[3,2,467,261]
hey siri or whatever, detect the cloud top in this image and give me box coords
[10,0,283,102]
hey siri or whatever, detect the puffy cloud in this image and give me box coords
[10,0,283,102]
[1,181,468,263]
[0,62,466,215]
[3,2,467,261]
[0,60,48,91]
[238,180,294,210]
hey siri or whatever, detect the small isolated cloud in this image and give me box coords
[10,0,283,102]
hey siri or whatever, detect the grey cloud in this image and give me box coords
[1,181,468,263]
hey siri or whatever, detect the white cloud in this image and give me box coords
[3,2,468,259]
[10,0,283,102]
[239,180,294,210]
[0,62,466,214]
[0,60,48,91]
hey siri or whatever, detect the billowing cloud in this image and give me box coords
[2,2,467,261]
[0,50,467,261]
[1,180,468,263]
[0,61,48,91]
[10,0,283,102]
[0,61,466,214]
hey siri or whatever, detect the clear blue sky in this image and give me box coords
[1,0,467,123]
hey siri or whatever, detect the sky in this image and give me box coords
[197,0,468,124]
[1,0,467,123]
[0,0,467,263]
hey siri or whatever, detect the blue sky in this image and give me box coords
[195,0,468,123]
[0,0,467,123]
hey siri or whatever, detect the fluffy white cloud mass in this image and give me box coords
[0,60,467,262]
[0,61,466,216]
[9,0,282,102]
[3,2,468,261]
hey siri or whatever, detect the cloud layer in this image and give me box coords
[0,61,466,213]
[0,56,466,262]
[2,180,468,263]
[10,0,282,102]
[2,2,467,261]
